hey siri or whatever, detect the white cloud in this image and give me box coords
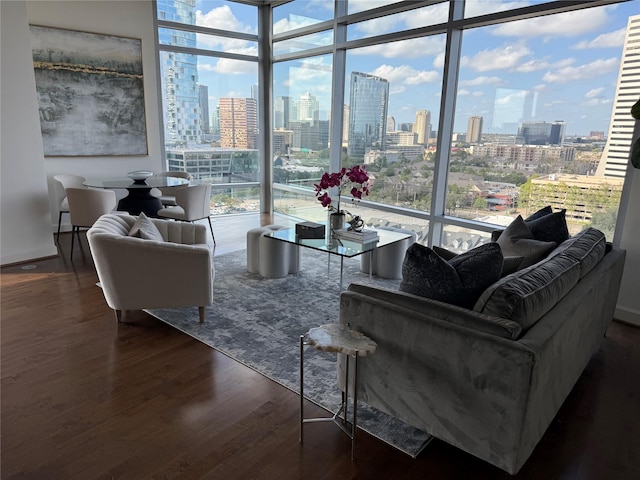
[515,57,574,73]
[585,87,605,99]
[542,57,619,83]
[457,89,470,96]
[353,36,445,59]
[462,42,531,72]
[465,0,529,18]
[533,84,547,92]
[200,57,257,75]
[459,76,504,87]
[473,91,485,97]
[572,28,627,49]
[196,6,254,34]
[273,16,319,35]
[492,8,610,39]
[370,64,439,87]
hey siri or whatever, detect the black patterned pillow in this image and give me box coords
[526,209,569,245]
[525,205,553,222]
[434,244,523,278]
[496,215,557,268]
[400,242,503,309]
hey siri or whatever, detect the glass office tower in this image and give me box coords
[347,72,389,158]
[157,0,201,146]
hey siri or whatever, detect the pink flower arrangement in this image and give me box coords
[314,165,370,213]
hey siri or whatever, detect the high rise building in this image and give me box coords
[198,84,209,135]
[549,121,566,145]
[413,110,431,144]
[387,115,396,132]
[219,98,258,149]
[297,91,319,125]
[274,96,291,129]
[517,121,552,145]
[348,72,389,157]
[466,116,483,144]
[157,0,200,146]
[596,14,640,179]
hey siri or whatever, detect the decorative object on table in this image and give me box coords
[127,170,154,183]
[295,221,326,239]
[334,227,379,244]
[314,165,370,215]
[347,214,365,232]
[29,25,147,156]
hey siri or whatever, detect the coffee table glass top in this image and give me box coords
[266,227,412,258]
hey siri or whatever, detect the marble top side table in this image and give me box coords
[299,323,377,460]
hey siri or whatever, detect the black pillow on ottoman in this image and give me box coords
[400,242,503,309]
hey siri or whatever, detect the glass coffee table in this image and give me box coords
[265,226,412,290]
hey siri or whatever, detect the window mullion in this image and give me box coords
[429,0,465,248]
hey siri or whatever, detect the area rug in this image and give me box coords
[146,247,432,457]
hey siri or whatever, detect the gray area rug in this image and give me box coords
[146,248,432,457]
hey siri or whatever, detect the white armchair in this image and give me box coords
[87,213,214,323]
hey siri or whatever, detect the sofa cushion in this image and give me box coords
[496,215,557,268]
[400,242,503,309]
[433,245,523,278]
[526,208,570,245]
[473,253,581,331]
[548,227,606,278]
[128,212,164,241]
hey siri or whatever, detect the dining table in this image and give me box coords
[83,175,190,217]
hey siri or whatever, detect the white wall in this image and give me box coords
[3,0,165,255]
[615,121,640,326]
[1,1,59,264]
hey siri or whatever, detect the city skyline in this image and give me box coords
[185,0,637,137]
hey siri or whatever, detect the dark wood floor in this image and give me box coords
[2,213,640,480]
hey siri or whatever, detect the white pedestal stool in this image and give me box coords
[360,226,417,279]
[247,224,300,278]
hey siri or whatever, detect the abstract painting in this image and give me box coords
[29,25,148,156]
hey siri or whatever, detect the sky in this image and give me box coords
[189,0,638,137]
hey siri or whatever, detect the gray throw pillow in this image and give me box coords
[496,215,557,268]
[128,212,164,241]
[400,242,503,309]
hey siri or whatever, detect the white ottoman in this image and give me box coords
[247,224,300,278]
[360,226,417,279]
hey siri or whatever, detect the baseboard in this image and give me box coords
[614,306,640,327]
[1,247,59,266]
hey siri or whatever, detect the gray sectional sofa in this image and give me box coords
[338,227,626,474]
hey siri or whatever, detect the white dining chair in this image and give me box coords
[156,183,215,245]
[66,187,117,260]
[151,171,192,207]
[53,174,86,244]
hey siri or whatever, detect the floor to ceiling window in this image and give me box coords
[156,0,260,214]
[269,0,636,249]
[156,0,637,244]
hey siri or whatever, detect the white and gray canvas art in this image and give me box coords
[29,25,148,156]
